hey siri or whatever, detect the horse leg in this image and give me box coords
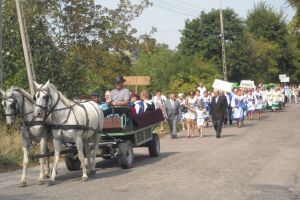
[20,134,29,187]
[76,137,88,182]
[48,137,61,186]
[83,138,91,175]
[37,136,47,185]
[91,133,100,175]
[44,145,50,178]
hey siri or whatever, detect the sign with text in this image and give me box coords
[240,80,255,89]
[280,77,290,83]
[123,76,150,86]
[212,79,233,92]
[279,74,286,80]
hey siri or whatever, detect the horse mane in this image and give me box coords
[48,84,74,106]
[9,86,34,103]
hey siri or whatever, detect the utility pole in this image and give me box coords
[15,0,35,95]
[0,0,3,87]
[220,0,227,82]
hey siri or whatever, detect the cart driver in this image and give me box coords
[110,76,130,107]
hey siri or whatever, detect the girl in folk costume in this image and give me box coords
[202,91,211,127]
[255,87,263,119]
[246,89,256,120]
[272,88,282,111]
[184,91,197,138]
[231,89,246,128]
[241,89,248,122]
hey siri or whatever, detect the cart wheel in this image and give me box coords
[102,146,112,159]
[64,152,81,171]
[148,133,160,157]
[118,141,134,169]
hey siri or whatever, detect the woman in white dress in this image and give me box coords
[255,87,263,119]
[246,89,256,120]
[231,89,246,128]
[185,91,197,138]
[195,105,206,137]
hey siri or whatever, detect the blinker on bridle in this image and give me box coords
[34,89,50,110]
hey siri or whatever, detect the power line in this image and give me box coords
[154,5,197,17]
[168,0,208,11]
[156,0,201,14]
[154,1,198,17]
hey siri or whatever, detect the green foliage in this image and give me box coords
[2,0,151,97]
[132,41,221,94]
[179,8,250,82]
[246,2,296,82]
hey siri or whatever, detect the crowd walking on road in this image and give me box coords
[91,79,300,139]
[158,83,300,139]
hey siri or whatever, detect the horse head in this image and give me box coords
[1,87,20,125]
[33,80,51,119]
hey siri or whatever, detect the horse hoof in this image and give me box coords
[81,177,88,182]
[19,182,27,187]
[89,170,96,176]
[37,180,44,185]
[48,181,55,186]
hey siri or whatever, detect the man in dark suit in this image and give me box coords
[210,90,228,138]
[163,92,180,139]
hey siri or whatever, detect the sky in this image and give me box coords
[96,0,295,49]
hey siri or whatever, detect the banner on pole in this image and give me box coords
[212,79,233,92]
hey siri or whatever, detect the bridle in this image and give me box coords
[2,96,19,117]
[4,93,36,117]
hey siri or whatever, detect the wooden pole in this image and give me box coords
[220,0,227,82]
[0,0,3,87]
[15,0,35,95]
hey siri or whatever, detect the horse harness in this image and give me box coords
[35,88,100,138]
[3,92,50,142]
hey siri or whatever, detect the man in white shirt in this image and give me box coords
[197,83,207,98]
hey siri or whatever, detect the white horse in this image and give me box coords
[0,87,51,187]
[33,81,103,185]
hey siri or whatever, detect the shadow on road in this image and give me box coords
[0,193,42,200]
[221,134,237,138]
[53,151,178,185]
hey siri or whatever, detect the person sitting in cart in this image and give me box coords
[111,76,130,106]
[109,76,131,116]
[91,92,101,104]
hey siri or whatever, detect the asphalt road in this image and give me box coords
[1,104,300,200]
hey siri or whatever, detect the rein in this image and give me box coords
[37,88,96,135]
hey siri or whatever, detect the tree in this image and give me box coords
[179,8,249,82]
[3,0,59,90]
[246,2,295,82]
[2,0,151,97]
[132,37,221,94]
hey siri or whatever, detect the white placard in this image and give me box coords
[281,77,290,83]
[212,79,233,92]
[279,74,286,80]
[240,80,255,89]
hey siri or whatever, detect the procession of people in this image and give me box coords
[91,78,300,140]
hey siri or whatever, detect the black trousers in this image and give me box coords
[224,107,232,125]
[213,119,223,138]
